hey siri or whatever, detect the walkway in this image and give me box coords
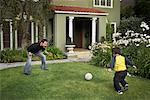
[0,49,92,70]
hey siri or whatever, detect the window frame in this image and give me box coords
[110,22,117,33]
[93,0,113,8]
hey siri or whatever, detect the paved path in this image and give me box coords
[0,56,91,70]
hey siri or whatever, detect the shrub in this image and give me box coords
[90,43,112,67]
[118,17,143,34]
[46,46,66,59]
[106,23,113,42]
[122,43,150,79]
[0,46,66,63]
[0,49,27,63]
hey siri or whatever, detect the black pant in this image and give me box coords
[113,70,128,91]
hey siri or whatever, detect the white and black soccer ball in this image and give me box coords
[84,72,93,81]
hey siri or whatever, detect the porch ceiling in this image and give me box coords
[50,5,108,16]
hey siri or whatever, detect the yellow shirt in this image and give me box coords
[114,55,127,72]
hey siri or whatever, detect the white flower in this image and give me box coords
[146,44,150,47]
[136,44,140,46]
[146,36,150,39]
[142,28,146,31]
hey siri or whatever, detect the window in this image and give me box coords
[111,22,117,33]
[94,0,113,8]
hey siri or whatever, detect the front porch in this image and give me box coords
[51,5,108,51]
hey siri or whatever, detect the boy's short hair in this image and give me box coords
[113,47,121,55]
[40,39,48,43]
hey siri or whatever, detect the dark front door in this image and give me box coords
[74,20,82,48]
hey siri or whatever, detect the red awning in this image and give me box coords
[50,5,108,15]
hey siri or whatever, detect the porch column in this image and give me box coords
[92,17,97,45]
[0,24,3,50]
[35,22,38,42]
[15,29,18,49]
[69,16,74,43]
[31,22,34,43]
[10,21,13,49]
[43,26,46,39]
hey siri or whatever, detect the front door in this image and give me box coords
[74,20,82,48]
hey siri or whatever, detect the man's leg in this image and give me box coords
[35,52,47,70]
[24,52,32,75]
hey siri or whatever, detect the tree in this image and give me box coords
[0,0,52,49]
[134,0,150,24]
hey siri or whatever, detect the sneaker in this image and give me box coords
[41,68,48,70]
[117,90,123,94]
[124,84,128,91]
[24,73,30,75]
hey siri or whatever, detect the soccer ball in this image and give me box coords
[84,72,93,81]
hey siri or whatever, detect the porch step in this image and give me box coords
[74,49,92,59]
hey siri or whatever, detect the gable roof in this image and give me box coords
[50,5,108,16]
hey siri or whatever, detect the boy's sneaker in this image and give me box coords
[124,84,128,91]
[117,90,123,94]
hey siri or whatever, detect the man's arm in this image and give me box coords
[44,50,52,56]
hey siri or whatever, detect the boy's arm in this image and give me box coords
[125,57,137,68]
[108,56,115,72]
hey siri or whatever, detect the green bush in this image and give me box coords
[46,46,66,59]
[118,17,143,34]
[106,23,113,42]
[0,49,27,63]
[0,46,66,63]
[90,43,112,67]
[122,43,150,79]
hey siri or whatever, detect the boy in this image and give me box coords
[108,47,136,94]
[24,39,52,75]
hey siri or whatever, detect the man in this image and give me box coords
[24,39,52,75]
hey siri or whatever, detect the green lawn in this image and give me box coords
[0,62,150,100]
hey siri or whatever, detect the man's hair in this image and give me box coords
[40,39,48,43]
[113,47,121,55]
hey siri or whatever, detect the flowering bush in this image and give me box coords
[113,22,150,47]
[90,42,112,67]
[113,21,150,79]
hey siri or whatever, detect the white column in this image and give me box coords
[31,22,34,43]
[15,30,18,49]
[0,24,3,50]
[92,17,97,45]
[43,26,46,39]
[10,21,13,49]
[35,22,38,42]
[69,16,74,43]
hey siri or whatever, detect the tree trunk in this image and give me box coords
[21,20,30,49]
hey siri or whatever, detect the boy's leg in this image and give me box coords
[114,72,122,92]
[120,71,128,87]
[35,52,47,70]
[24,52,32,74]
[120,71,128,90]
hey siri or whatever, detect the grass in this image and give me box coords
[0,62,150,100]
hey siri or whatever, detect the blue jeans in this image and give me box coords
[24,51,46,74]
[113,70,128,92]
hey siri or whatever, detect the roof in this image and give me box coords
[50,5,108,16]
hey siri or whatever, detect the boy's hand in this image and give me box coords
[133,65,137,69]
[108,68,112,72]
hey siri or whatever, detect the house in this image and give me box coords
[0,0,120,51]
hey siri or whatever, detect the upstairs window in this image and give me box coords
[94,0,113,8]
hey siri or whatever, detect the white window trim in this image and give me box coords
[111,22,117,33]
[93,0,113,8]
